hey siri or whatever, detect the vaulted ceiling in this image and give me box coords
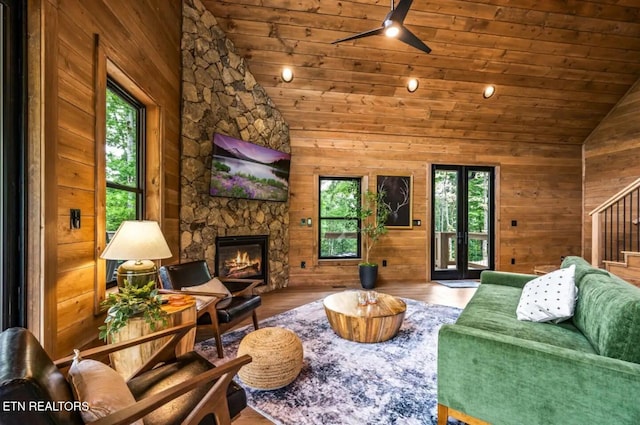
[203,0,640,146]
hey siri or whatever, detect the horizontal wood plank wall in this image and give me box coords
[48,0,181,357]
[288,132,582,286]
[583,78,640,263]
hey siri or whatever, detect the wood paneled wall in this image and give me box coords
[583,78,640,263]
[288,132,583,286]
[29,0,182,357]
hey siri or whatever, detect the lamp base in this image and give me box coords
[116,260,157,289]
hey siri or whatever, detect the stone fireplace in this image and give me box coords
[215,235,268,283]
[180,0,290,292]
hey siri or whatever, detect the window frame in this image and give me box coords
[94,36,163,314]
[317,176,362,260]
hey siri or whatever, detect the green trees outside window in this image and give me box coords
[105,81,145,284]
[319,177,361,259]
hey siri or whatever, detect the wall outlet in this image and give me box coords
[382,259,387,267]
[511,258,516,265]
[511,220,517,227]
[301,261,306,269]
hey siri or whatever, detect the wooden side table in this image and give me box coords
[110,294,197,379]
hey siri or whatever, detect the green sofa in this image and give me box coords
[437,256,640,425]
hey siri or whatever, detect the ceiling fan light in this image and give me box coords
[281,67,294,83]
[407,78,419,93]
[384,20,400,38]
[483,85,495,99]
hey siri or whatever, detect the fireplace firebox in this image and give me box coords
[215,235,268,283]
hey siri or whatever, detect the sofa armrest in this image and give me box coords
[479,270,537,289]
[438,324,640,425]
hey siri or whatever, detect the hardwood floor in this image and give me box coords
[209,281,477,425]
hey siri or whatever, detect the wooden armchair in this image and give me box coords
[158,260,262,358]
[0,325,251,425]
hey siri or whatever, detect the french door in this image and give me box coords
[431,165,495,280]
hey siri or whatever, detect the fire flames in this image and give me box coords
[223,249,261,278]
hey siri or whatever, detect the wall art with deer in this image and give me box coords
[377,175,413,229]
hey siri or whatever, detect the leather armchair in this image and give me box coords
[158,260,262,358]
[0,325,250,425]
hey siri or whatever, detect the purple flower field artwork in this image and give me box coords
[210,133,291,202]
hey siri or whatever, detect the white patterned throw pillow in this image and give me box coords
[516,264,577,323]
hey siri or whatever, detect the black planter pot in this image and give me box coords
[359,264,378,289]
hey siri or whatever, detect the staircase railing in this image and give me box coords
[590,177,640,267]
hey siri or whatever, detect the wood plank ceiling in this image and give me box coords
[203,0,640,147]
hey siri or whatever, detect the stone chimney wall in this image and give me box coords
[180,0,290,291]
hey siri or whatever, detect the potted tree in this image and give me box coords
[356,189,391,289]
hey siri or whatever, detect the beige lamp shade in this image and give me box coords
[101,220,172,261]
[101,220,172,288]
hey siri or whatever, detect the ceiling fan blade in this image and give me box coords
[397,26,432,54]
[332,26,384,44]
[390,0,414,24]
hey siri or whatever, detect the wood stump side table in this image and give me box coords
[237,327,303,390]
[323,291,406,343]
[109,294,197,380]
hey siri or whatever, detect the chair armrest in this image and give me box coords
[219,278,262,297]
[159,288,228,299]
[54,324,195,368]
[88,354,252,425]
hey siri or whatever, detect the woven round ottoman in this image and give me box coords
[237,327,303,390]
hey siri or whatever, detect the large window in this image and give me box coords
[318,177,361,259]
[105,80,145,285]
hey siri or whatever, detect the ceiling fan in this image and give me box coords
[332,0,431,54]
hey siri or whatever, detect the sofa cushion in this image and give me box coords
[561,255,609,282]
[455,283,596,354]
[516,264,577,323]
[127,351,246,425]
[182,277,231,299]
[571,270,640,363]
[67,351,143,425]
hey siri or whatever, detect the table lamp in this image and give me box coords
[101,220,172,289]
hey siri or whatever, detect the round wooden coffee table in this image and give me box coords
[323,291,406,343]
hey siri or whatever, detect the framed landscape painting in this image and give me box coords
[377,175,413,229]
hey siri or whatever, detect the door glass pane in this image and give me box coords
[434,170,458,271]
[467,170,490,271]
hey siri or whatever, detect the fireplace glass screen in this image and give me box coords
[215,235,268,281]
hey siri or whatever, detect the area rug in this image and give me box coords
[196,297,462,425]
[435,279,480,288]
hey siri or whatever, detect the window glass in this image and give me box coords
[105,81,145,285]
[319,177,361,259]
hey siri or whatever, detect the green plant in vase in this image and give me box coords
[98,280,167,341]
[355,189,391,289]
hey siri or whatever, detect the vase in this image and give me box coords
[359,264,378,289]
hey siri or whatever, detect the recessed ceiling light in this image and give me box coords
[483,85,495,99]
[407,78,419,93]
[281,67,294,83]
